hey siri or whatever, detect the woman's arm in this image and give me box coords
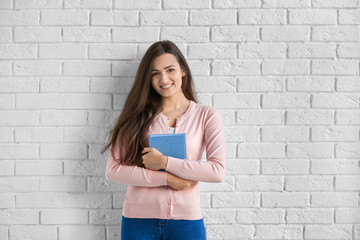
[164,108,227,183]
[105,148,168,187]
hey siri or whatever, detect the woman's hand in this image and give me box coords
[166,172,194,191]
[142,147,168,170]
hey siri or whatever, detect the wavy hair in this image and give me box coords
[101,40,197,167]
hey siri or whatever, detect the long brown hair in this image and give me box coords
[101,40,198,166]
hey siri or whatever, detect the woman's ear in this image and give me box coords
[181,69,186,77]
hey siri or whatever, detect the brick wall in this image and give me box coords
[0,0,359,239]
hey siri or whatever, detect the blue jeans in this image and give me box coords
[121,216,206,240]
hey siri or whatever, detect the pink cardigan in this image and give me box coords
[105,100,227,220]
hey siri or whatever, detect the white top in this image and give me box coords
[169,127,175,134]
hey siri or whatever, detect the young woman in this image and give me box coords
[101,40,227,240]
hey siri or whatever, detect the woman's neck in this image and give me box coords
[161,93,189,111]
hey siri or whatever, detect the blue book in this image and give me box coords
[149,133,187,164]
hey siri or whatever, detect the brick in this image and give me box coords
[111,60,139,77]
[90,209,122,225]
[238,76,285,92]
[63,27,110,42]
[311,159,359,174]
[89,44,136,59]
[190,10,236,25]
[64,126,109,142]
[263,0,310,8]
[336,176,360,190]
[163,0,210,9]
[114,0,161,9]
[88,110,120,127]
[336,208,360,223]
[313,59,359,75]
[285,176,333,191]
[287,109,334,125]
[41,110,87,125]
[217,110,235,125]
[10,226,57,240]
[212,192,259,208]
[40,143,87,159]
[263,59,309,75]
[65,160,107,176]
[0,144,38,159]
[305,225,352,239]
[187,59,210,76]
[0,0,11,9]
[214,0,261,8]
[39,176,86,192]
[202,209,235,224]
[41,10,89,25]
[63,61,111,76]
[0,10,39,26]
[336,143,360,158]
[0,227,8,239]
[90,77,132,93]
[336,110,360,125]
[91,10,138,26]
[161,27,209,42]
[312,126,359,141]
[212,26,259,42]
[287,143,334,158]
[237,208,285,223]
[16,193,111,208]
[262,93,310,108]
[0,176,39,192]
[339,9,360,24]
[188,43,236,59]
[41,209,88,224]
[0,160,15,176]
[287,208,333,223]
[262,159,309,174]
[206,224,255,240]
[0,94,13,109]
[262,192,309,207]
[0,209,38,224]
[312,26,359,41]
[0,27,12,42]
[64,0,111,9]
[63,93,111,109]
[87,176,126,191]
[113,94,128,110]
[39,44,86,59]
[15,127,62,142]
[238,43,287,58]
[236,109,284,125]
[14,60,61,76]
[288,43,336,58]
[41,77,89,92]
[199,176,234,192]
[0,61,11,75]
[0,128,13,142]
[236,175,283,191]
[312,0,360,7]
[212,60,260,75]
[16,93,63,109]
[237,143,285,158]
[338,43,360,58]
[289,9,337,24]
[0,193,15,208]
[0,44,36,59]
[140,10,187,26]
[113,27,159,42]
[238,9,286,24]
[213,93,259,109]
[262,26,310,41]
[312,93,360,108]
[16,160,62,176]
[287,76,334,92]
[14,0,61,9]
[193,77,236,92]
[0,110,39,126]
[255,225,303,239]
[224,126,257,142]
[14,27,61,42]
[311,192,358,207]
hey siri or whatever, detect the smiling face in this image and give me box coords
[151,53,186,99]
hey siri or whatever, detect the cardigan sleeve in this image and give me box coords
[164,107,227,182]
[105,146,168,187]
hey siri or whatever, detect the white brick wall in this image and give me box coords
[0,0,359,240]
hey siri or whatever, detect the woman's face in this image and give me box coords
[151,53,186,99]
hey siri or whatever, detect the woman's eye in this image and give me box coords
[168,69,174,72]
[152,72,158,76]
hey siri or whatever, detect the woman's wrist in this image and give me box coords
[162,155,168,169]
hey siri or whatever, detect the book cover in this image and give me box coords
[149,133,187,160]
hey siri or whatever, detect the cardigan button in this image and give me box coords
[167,214,171,218]
[168,200,171,205]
